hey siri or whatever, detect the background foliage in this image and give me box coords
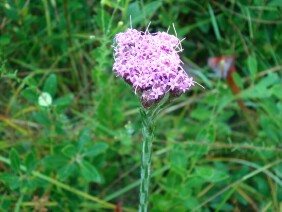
[0,0,282,211]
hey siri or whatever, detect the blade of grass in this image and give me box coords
[0,115,28,135]
[15,194,24,212]
[245,7,253,39]
[236,187,258,211]
[215,185,237,212]
[208,3,221,41]
[42,0,52,37]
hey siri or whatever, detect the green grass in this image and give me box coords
[0,0,282,211]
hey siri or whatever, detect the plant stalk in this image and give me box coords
[139,108,155,212]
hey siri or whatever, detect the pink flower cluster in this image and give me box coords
[113,26,195,107]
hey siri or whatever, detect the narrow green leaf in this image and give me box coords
[190,105,210,121]
[127,1,161,25]
[195,166,229,182]
[21,88,38,103]
[257,73,279,88]
[271,84,282,100]
[58,163,77,181]
[232,72,243,90]
[53,94,74,107]
[84,143,109,158]
[239,74,279,99]
[53,94,74,113]
[79,160,102,183]
[245,7,253,39]
[208,3,221,41]
[78,129,91,152]
[25,152,37,174]
[9,149,21,174]
[0,173,21,189]
[247,55,257,83]
[41,155,68,169]
[143,1,162,18]
[25,76,38,87]
[43,74,57,97]
[62,145,77,158]
[169,145,188,176]
[33,111,51,127]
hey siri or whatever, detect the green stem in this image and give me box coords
[139,108,155,212]
[138,95,169,211]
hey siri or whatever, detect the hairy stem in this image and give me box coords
[139,108,155,212]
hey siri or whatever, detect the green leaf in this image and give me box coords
[127,2,142,25]
[256,73,279,88]
[0,173,21,190]
[33,111,51,127]
[208,3,221,41]
[196,124,216,143]
[169,145,188,176]
[58,163,77,181]
[83,143,109,158]
[79,160,102,183]
[179,184,192,199]
[41,155,68,169]
[190,105,210,121]
[151,194,171,211]
[240,80,274,99]
[43,74,57,97]
[143,1,162,17]
[195,166,229,183]
[25,76,38,87]
[253,176,269,195]
[183,196,200,210]
[24,152,37,174]
[53,94,74,112]
[233,72,243,90]
[163,172,182,191]
[0,35,12,46]
[271,84,282,100]
[127,1,162,25]
[115,129,132,155]
[62,145,77,158]
[9,149,21,174]
[78,129,92,152]
[21,88,38,103]
[247,55,257,83]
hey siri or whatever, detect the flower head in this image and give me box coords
[113,24,196,107]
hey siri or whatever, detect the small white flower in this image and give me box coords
[89,35,95,39]
[38,92,52,107]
